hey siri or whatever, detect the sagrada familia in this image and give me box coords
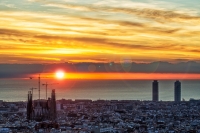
[27,89,57,121]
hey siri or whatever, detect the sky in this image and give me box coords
[0,0,200,64]
[1,62,200,79]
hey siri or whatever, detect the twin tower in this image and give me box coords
[152,80,181,102]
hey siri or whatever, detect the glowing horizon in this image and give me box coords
[27,73,200,80]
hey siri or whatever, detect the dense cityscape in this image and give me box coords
[1,80,200,133]
[1,0,200,132]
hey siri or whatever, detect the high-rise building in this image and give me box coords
[152,80,159,101]
[174,80,181,102]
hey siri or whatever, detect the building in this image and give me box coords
[27,91,33,120]
[50,89,57,120]
[152,80,159,101]
[27,89,57,121]
[0,100,3,107]
[174,80,181,102]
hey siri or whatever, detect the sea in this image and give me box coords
[0,79,200,101]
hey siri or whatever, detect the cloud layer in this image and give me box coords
[0,0,200,63]
[1,61,200,78]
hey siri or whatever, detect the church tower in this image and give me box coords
[50,89,57,121]
[27,91,33,120]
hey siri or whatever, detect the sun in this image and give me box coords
[55,70,65,79]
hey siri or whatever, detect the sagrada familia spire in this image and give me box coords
[27,89,57,121]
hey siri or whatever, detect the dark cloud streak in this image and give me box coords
[1,61,200,78]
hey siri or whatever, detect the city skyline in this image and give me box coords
[0,0,200,64]
[1,1,200,131]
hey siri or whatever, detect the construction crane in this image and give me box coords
[29,74,41,100]
[42,82,58,99]
[30,88,37,99]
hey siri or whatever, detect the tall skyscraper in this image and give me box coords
[174,80,181,102]
[152,80,159,101]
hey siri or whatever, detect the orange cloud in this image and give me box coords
[0,0,200,63]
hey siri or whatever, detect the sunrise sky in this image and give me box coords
[0,0,200,64]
